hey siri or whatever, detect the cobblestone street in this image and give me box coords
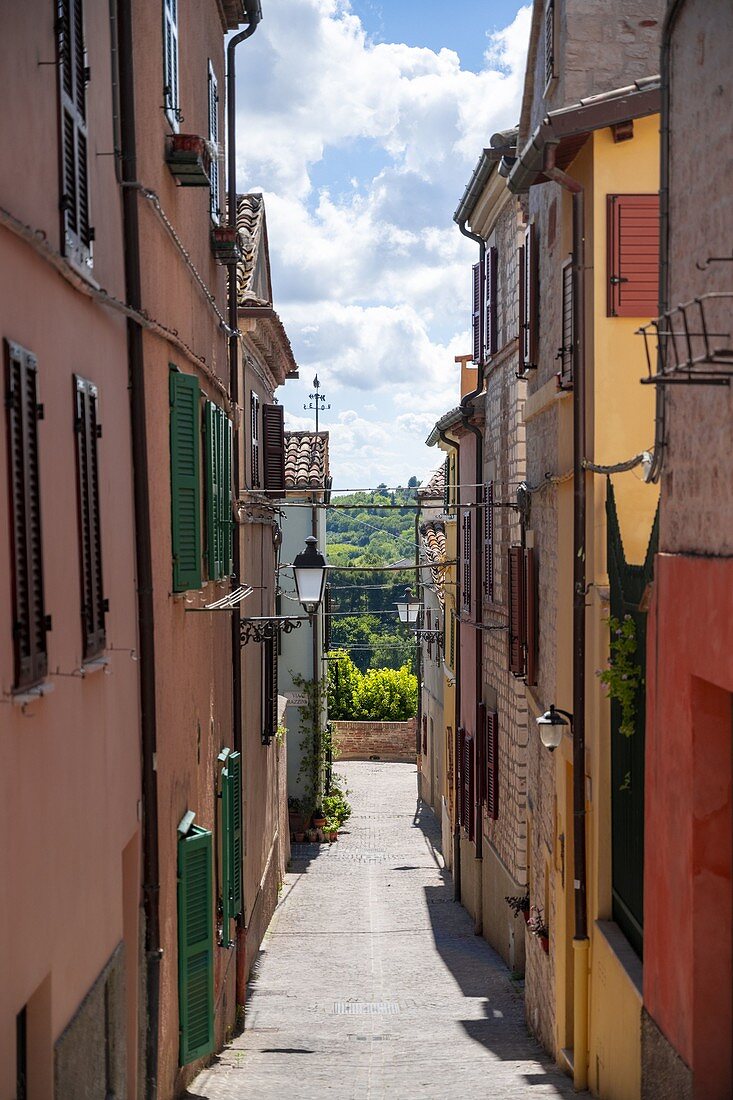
[190,761,583,1099]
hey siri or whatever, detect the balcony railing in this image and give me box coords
[638,292,733,386]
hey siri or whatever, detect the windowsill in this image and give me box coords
[81,656,109,676]
[595,919,643,997]
[10,681,55,706]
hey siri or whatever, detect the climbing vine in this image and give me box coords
[292,673,331,818]
[599,614,642,739]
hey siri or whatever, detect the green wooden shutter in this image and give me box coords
[222,413,233,576]
[170,371,201,591]
[220,765,233,944]
[204,401,224,580]
[228,751,243,918]
[178,826,214,1065]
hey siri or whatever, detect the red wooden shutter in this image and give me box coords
[521,224,538,371]
[607,194,660,317]
[483,483,494,599]
[5,341,48,689]
[262,403,285,495]
[462,512,472,612]
[559,258,573,387]
[524,547,538,686]
[508,545,526,676]
[471,261,483,365]
[74,376,106,659]
[250,393,260,488]
[457,727,466,827]
[485,246,498,359]
[57,0,92,269]
[486,709,499,820]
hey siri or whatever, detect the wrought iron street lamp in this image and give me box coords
[292,536,329,615]
[536,704,573,751]
[396,587,421,625]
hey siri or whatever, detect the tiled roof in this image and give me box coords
[236,193,270,307]
[284,431,329,490]
[418,464,445,501]
[419,519,447,606]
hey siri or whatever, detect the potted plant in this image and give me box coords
[164,133,212,187]
[325,818,338,842]
[505,894,531,923]
[312,808,326,830]
[294,830,305,843]
[306,827,318,843]
[528,907,550,954]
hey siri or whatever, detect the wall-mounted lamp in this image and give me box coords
[536,704,573,751]
[396,587,421,625]
[292,535,328,615]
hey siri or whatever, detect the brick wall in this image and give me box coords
[333,720,416,763]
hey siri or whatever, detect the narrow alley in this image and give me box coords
[190,762,582,1100]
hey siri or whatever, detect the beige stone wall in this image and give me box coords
[333,720,417,763]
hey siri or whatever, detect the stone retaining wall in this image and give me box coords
[333,719,416,763]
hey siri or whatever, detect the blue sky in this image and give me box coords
[235,0,529,489]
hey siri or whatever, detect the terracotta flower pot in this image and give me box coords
[294,832,305,843]
[329,830,338,842]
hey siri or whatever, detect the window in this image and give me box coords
[207,62,219,222]
[57,0,92,270]
[483,482,494,599]
[262,403,286,494]
[204,401,232,581]
[558,259,574,387]
[471,261,483,365]
[461,512,471,613]
[485,245,498,359]
[607,194,660,317]
[485,708,499,820]
[219,750,242,946]
[462,731,475,841]
[177,823,214,1066]
[5,341,48,690]
[519,224,538,373]
[544,0,555,88]
[508,545,538,683]
[262,636,277,744]
[163,0,180,131]
[74,376,106,659]
[250,392,260,489]
[170,370,201,592]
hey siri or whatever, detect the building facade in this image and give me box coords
[417,466,447,814]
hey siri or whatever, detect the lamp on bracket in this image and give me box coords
[240,535,329,645]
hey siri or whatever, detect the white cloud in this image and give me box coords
[236,0,530,487]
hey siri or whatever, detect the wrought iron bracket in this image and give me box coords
[416,629,444,647]
[239,616,307,646]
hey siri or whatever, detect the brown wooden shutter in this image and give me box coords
[524,547,538,686]
[544,0,555,87]
[476,701,486,808]
[471,261,483,365]
[262,636,277,744]
[262,403,285,495]
[461,512,472,612]
[518,243,526,366]
[250,393,260,488]
[607,194,660,317]
[508,545,526,677]
[521,224,538,371]
[465,733,475,841]
[57,0,92,269]
[74,376,106,659]
[559,258,573,387]
[486,708,499,820]
[5,341,48,689]
[485,246,498,359]
[483,482,494,599]
[457,727,466,827]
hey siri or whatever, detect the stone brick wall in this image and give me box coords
[333,720,417,763]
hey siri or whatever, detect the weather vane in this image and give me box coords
[304,374,330,433]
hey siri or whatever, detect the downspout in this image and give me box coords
[457,219,484,931]
[543,144,589,1092]
[116,1,160,1095]
[438,426,461,900]
[226,4,261,1008]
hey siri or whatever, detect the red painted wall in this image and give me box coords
[645,554,733,1099]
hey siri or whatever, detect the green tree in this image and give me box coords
[327,650,362,718]
[352,665,418,721]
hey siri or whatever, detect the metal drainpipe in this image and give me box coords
[226,4,261,1008]
[116,1,160,1094]
[438,426,461,902]
[457,220,485,928]
[543,144,589,1092]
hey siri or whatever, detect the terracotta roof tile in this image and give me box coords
[235,193,269,307]
[284,431,330,490]
[419,519,447,606]
[418,463,446,501]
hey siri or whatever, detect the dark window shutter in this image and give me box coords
[466,733,475,841]
[471,261,483,365]
[223,414,233,575]
[262,403,286,495]
[508,545,526,676]
[426,608,432,659]
[163,0,179,129]
[250,393,260,489]
[263,637,277,743]
[57,0,91,269]
[486,708,499,820]
[461,512,472,612]
[524,547,538,686]
[5,341,48,689]
[521,224,538,371]
[485,246,498,359]
[207,62,219,222]
[228,751,243,918]
[607,194,660,317]
[204,402,222,580]
[170,371,202,592]
[476,701,486,808]
[559,259,574,387]
[74,376,106,659]
[483,482,494,599]
[544,0,555,86]
[443,455,450,513]
[457,727,465,827]
[177,825,214,1066]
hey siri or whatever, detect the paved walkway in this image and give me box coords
[190,761,582,1099]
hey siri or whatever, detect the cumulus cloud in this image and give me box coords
[236,0,530,487]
